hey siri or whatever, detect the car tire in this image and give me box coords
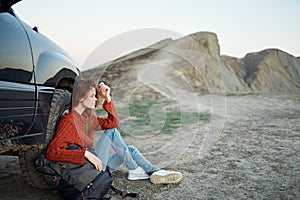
[45,89,71,144]
[18,89,71,189]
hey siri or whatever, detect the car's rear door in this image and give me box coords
[0,10,36,143]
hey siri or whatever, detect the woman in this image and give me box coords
[46,80,182,184]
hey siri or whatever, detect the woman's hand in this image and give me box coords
[96,82,111,103]
[84,150,102,171]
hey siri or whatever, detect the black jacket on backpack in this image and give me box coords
[35,144,138,200]
[35,144,112,200]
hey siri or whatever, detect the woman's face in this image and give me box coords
[81,87,97,109]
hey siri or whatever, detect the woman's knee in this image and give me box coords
[103,128,117,134]
[103,128,120,138]
[128,145,139,153]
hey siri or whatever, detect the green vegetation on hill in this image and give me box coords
[95,100,210,135]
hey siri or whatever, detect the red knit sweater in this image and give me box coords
[46,100,119,165]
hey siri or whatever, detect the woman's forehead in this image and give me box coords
[88,87,96,95]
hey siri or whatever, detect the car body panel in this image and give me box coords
[0,12,33,83]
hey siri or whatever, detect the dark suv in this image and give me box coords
[0,0,80,188]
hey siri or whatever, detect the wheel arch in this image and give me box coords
[34,50,81,90]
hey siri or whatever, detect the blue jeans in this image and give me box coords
[95,128,159,174]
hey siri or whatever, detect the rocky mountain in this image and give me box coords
[82,32,300,98]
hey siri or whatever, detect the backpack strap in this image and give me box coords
[106,166,139,198]
[110,185,139,198]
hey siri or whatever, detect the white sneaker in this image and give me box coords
[150,170,183,184]
[128,166,150,180]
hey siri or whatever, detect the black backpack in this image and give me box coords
[35,145,138,200]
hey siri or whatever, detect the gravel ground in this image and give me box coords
[0,94,299,200]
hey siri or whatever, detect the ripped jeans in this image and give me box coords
[95,128,159,174]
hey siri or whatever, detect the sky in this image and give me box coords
[12,0,300,70]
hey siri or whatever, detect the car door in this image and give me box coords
[0,10,36,142]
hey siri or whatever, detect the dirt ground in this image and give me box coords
[0,94,299,200]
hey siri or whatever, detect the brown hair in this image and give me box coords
[72,80,97,107]
[72,80,98,141]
